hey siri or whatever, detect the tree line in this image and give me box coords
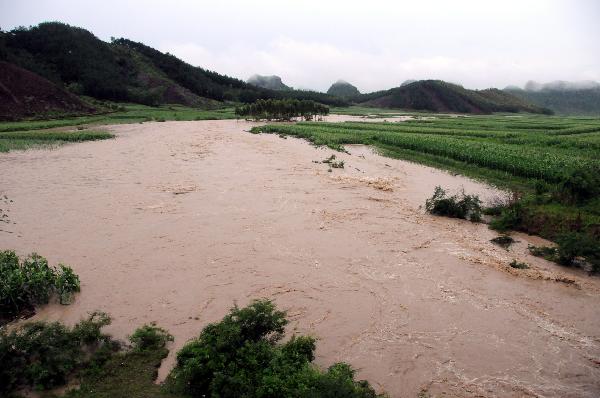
[235,99,329,121]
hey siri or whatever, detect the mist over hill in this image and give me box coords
[505,80,600,115]
[247,74,291,91]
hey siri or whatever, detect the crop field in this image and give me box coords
[253,115,600,186]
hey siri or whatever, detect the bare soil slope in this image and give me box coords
[1,119,599,397]
[0,61,96,121]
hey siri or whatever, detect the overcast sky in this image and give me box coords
[1,0,599,92]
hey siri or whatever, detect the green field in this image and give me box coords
[0,104,237,152]
[252,114,600,259]
[0,103,237,133]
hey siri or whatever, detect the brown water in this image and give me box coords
[1,120,599,397]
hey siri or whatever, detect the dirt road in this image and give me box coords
[1,120,599,397]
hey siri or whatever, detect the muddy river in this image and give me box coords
[1,119,599,397]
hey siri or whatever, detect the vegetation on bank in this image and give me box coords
[0,103,240,152]
[235,99,329,121]
[0,251,80,324]
[252,115,600,273]
[0,130,114,152]
[1,300,384,398]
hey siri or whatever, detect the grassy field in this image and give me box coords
[252,114,600,260]
[0,103,237,133]
[0,104,237,152]
[0,130,115,152]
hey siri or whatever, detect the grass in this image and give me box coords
[0,103,237,152]
[0,103,237,133]
[0,130,114,152]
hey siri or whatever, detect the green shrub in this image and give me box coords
[425,186,482,222]
[0,312,112,393]
[0,251,80,323]
[558,167,600,204]
[129,323,173,352]
[555,232,600,272]
[166,299,384,397]
[489,201,524,232]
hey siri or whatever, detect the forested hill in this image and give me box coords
[327,80,360,98]
[355,80,551,114]
[0,22,347,107]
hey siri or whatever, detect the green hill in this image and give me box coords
[327,80,360,98]
[357,80,550,114]
[0,22,347,109]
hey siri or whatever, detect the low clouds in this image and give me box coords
[2,0,599,91]
[163,36,599,92]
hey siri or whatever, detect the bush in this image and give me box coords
[166,299,384,397]
[425,186,482,222]
[0,312,112,393]
[558,167,600,204]
[129,323,173,352]
[489,201,524,232]
[0,251,80,323]
[555,232,600,272]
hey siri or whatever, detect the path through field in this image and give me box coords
[1,120,599,397]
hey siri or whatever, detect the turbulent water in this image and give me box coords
[1,119,599,397]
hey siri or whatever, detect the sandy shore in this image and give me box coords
[1,119,599,397]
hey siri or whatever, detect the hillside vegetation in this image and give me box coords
[0,22,347,113]
[356,80,551,114]
[327,80,361,98]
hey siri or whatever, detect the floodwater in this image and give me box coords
[1,119,599,397]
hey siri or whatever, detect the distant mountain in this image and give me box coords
[247,74,291,91]
[0,22,347,111]
[0,61,96,120]
[505,81,600,115]
[357,80,550,114]
[327,80,360,98]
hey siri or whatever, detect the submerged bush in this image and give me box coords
[490,235,515,249]
[509,260,529,269]
[425,186,482,222]
[0,312,112,393]
[129,323,173,352]
[0,250,80,323]
[166,299,384,398]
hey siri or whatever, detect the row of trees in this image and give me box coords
[235,99,329,121]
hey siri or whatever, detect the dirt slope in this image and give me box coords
[0,61,96,121]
